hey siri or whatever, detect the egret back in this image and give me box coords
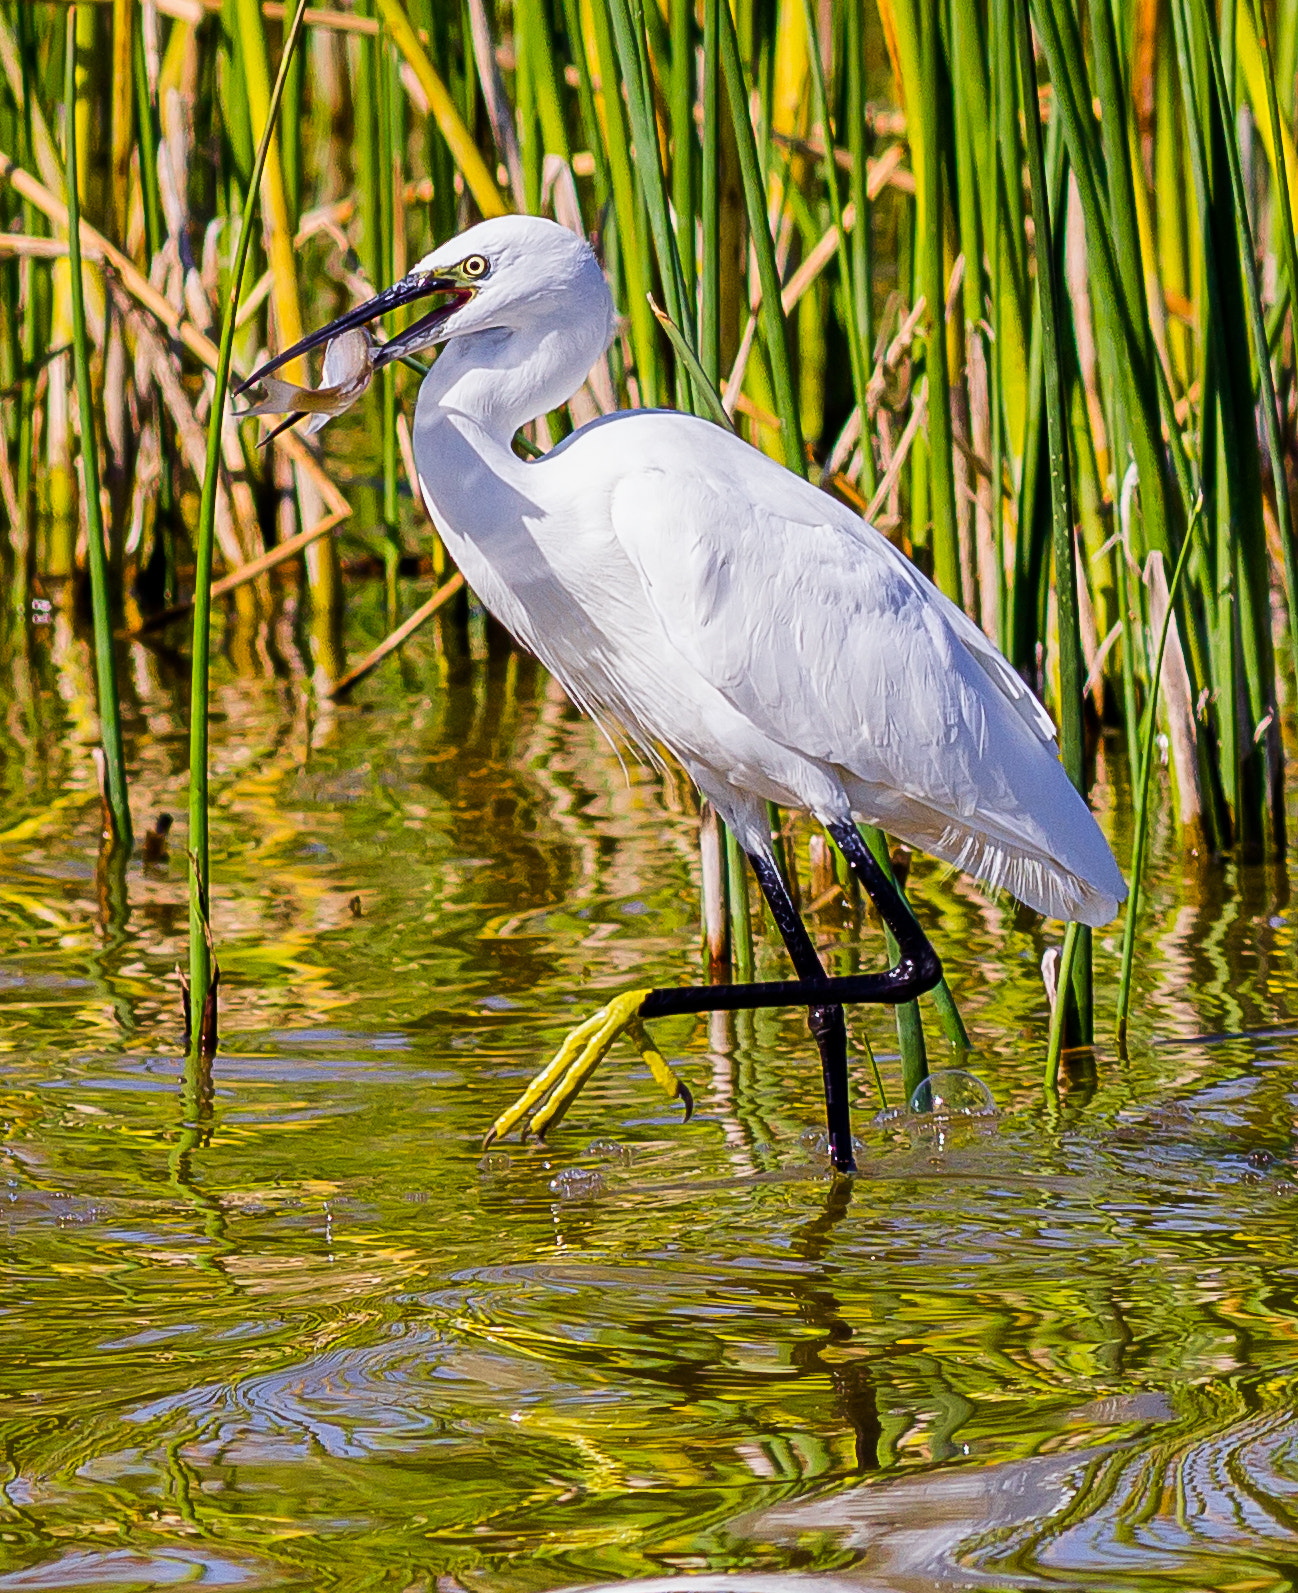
[539,412,1126,927]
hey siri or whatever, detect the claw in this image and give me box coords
[627,1017,694,1122]
[484,988,692,1147]
[483,1004,613,1148]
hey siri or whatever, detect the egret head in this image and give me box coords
[237,215,615,400]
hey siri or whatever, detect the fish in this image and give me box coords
[237,326,375,441]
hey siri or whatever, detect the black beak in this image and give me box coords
[234,272,471,396]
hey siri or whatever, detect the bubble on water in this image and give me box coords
[909,1069,996,1118]
[477,1152,512,1175]
[872,1105,907,1127]
[586,1139,631,1166]
[549,1167,606,1200]
[797,1128,865,1162]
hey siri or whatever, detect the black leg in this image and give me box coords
[630,822,942,1176]
[745,851,855,1174]
[825,821,942,989]
[497,818,947,1158]
[640,830,940,1019]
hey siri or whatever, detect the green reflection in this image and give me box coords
[2,585,1298,1592]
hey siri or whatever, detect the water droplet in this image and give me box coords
[478,1151,511,1175]
[586,1139,631,1166]
[549,1167,606,1200]
[909,1069,996,1118]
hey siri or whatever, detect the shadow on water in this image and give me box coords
[3,585,1298,1591]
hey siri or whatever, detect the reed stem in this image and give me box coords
[699,0,721,385]
[1013,0,1089,1040]
[187,0,310,1052]
[670,0,695,311]
[918,0,960,605]
[376,20,401,602]
[12,0,39,620]
[845,0,876,496]
[717,0,803,471]
[1044,919,1079,1088]
[799,0,868,428]
[64,8,131,852]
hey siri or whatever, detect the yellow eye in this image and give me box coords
[461,254,489,279]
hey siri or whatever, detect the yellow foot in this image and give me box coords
[483,989,694,1147]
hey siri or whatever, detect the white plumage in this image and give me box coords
[400,214,1124,929]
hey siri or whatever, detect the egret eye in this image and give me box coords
[461,254,489,280]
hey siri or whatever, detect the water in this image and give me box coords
[3,589,1298,1591]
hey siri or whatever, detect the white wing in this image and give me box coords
[602,419,1125,926]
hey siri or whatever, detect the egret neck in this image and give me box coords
[409,282,625,700]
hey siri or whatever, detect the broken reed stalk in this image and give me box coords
[64,9,131,852]
[325,571,465,699]
[0,156,348,530]
[187,0,310,1056]
[1043,919,1080,1090]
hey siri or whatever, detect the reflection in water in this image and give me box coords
[745,1376,1298,1592]
[2,583,1298,1590]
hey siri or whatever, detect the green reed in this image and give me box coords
[63,8,130,851]
[1013,0,1088,1040]
[1250,0,1298,705]
[1195,0,1294,843]
[187,0,310,1054]
[11,0,39,623]
[918,0,959,607]
[1043,917,1079,1090]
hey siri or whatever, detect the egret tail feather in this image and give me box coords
[843,786,1125,926]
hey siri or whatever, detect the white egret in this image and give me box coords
[240,214,1126,1172]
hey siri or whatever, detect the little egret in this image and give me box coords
[240,214,1126,1172]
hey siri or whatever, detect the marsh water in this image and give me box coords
[3,577,1298,1593]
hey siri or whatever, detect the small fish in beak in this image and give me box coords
[237,263,473,413]
[237,326,376,437]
